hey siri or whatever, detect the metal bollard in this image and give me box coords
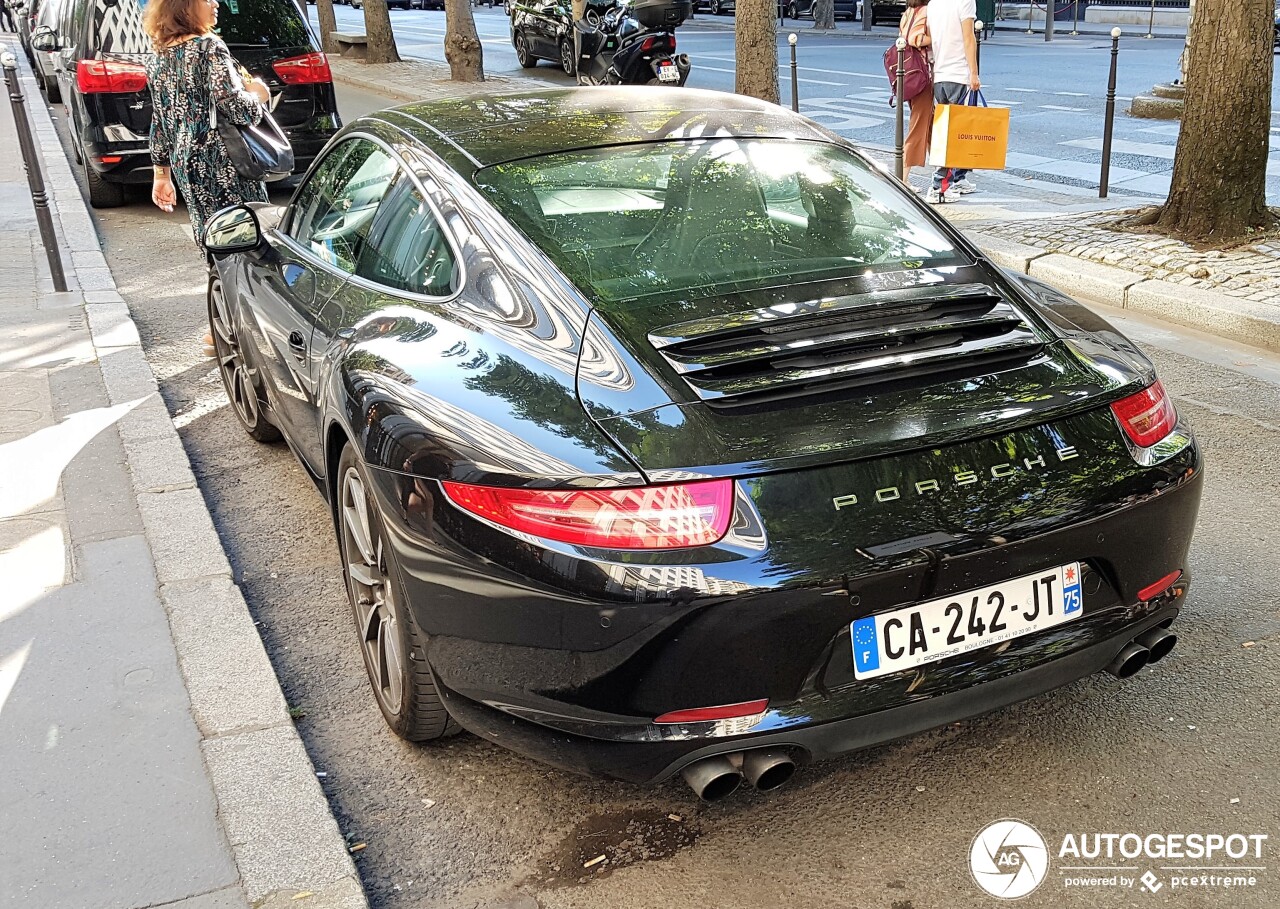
[1,47,67,293]
[1100,27,1120,198]
[1026,0,1034,34]
[894,37,905,181]
[862,0,872,32]
[975,19,982,71]
[1145,0,1155,38]
[789,33,799,113]
[1071,0,1079,35]
[1045,0,1054,41]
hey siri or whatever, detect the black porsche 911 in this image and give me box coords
[203,88,1202,801]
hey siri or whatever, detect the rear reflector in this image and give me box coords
[1110,380,1177,448]
[654,699,769,725]
[441,479,734,550]
[272,52,332,85]
[77,59,147,94]
[1138,569,1182,602]
[96,155,122,164]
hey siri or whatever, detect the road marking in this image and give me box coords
[1053,91,1088,97]
[1039,104,1088,112]
[1005,87,1037,93]
[701,63,838,84]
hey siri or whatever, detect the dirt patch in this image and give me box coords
[527,810,701,890]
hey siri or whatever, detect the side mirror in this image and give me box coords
[30,26,59,53]
[203,204,263,255]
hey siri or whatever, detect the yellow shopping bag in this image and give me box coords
[928,92,1010,171]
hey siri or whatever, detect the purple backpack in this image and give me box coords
[884,9,932,106]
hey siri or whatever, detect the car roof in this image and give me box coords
[367,88,840,172]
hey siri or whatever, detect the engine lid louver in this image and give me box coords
[648,284,1045,408]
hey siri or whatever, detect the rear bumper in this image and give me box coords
[439,600,1182,783]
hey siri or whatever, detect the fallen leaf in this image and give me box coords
[584,855,607,869]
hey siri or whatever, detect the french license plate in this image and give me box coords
[851,563,1084,681]
[657,63,679,83]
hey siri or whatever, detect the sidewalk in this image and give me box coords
[329,57,1280,352]
[0,43,366,909]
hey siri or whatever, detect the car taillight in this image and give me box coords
[1138,569,1182,602]
[272,52,332,85]
[1110,380,1177,448]
[76,59,148,94]
[440,479,735,549]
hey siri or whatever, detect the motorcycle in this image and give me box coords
[574,0,692,86]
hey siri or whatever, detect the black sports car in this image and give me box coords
[203,88,1202,801]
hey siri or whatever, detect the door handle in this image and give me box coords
[288,330,307,361]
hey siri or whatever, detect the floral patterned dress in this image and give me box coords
[147,35,268,245]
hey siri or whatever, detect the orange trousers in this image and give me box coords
[904,86,935,170]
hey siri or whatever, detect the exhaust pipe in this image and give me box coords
[681,756,743,802]
[1105,642,1150,679]
[742,749,796,792]
[1137,627,1177,663]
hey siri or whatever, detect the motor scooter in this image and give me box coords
[575,0,692,86]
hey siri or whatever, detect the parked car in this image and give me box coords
[510,0,619,73]
[783,0,856,21]
[410,0,446,9]
[34,0,339,208]
[351,0,411,10]
[201,88,1202,800]
[29,0,66,102]
[864,0,904,24]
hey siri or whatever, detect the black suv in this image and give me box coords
[35,0,339,207]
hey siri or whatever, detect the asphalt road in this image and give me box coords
[314,4,1280,201]
[50,80,1280,909]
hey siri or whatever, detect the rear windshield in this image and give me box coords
[135,0,311,49]
[474,138,961,302]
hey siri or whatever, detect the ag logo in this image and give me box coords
[970,819,1050,900]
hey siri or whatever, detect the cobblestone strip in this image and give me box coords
[16,60,369,909]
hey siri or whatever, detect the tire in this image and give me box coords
[709,0,720,13]
[559,37,575,75]
[207,272,282,443]
[42,69,60,104]
[84,160,126,208]
[786,2,797,18]
[515,30,538,68]
[336,443,461,742]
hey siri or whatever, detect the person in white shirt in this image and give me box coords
[925,0,981,204]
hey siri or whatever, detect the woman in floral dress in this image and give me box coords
[144,0,270,244]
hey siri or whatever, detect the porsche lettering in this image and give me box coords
[832,447,1082,511]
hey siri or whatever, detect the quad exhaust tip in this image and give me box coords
[742,749,796,793]
[1137,627,1177,663]
[681,756,743,802]
[1105,642,1150,679]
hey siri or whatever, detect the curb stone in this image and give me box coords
[16,59,369,909]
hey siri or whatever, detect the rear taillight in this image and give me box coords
[272,52,332,85]
[640,34,674,52]
[76,59,147,94]
[1138,569,1182,602]
[441,479,735,549]
[1110,380,1177,448]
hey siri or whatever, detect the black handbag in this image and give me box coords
[213,104,294,182]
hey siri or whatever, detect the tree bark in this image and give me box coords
[1156,0,1273,243]
[317,0,339,54]
[736,0,779,104]
[445,0,485,80]
[813,0,835,29]
[363,0,402,64]
[572,0,586,22]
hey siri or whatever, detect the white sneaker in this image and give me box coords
[952,178,978,194]
[926,188,954,204]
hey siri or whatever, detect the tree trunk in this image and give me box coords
[445,0,485,80]
[363,0,402,64]
[572,0,586,22]
[813,0,835,29]
[736,0,779,104]
[1156,0,1272,243]
[317,0,339,54]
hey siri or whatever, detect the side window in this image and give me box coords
[353,175,459,297]
[286,139,399,273]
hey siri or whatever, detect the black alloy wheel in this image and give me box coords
[207,273,281,442]
[559,36,575,75]
[336,444,460,742]
[709,0,721,13]
[786,1,797,17]
[515,30,538,67]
